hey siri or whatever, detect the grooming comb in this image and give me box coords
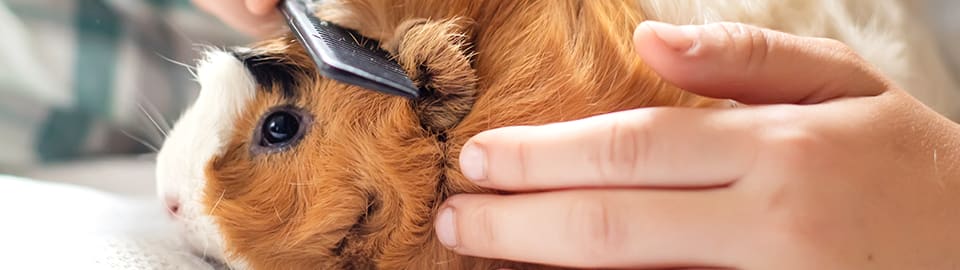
[279,0,420,99]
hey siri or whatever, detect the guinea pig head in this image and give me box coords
[155,21,502,269]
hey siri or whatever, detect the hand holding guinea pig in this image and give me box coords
[192,0,282,38]
[181,1,960,269]
[437,21,960,269]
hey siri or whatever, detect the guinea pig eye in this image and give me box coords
[253,106,311,153]
[263,112,299,144]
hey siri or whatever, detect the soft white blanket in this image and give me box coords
[0,175,214,270]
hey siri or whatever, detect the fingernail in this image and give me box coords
[460,142,487,182]
[436,207,458,248]
[641,21,699,51]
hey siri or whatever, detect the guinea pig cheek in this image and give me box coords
[155,50,257,269]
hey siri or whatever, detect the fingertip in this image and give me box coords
[435,194,493,253]
[636,21,699,54]
[246,0,279,16]
[633,21,662,58]
[460,126,530,189]
[633,21,653,52]
[633,21,705,93]
[459,140,488,183]
[435,206,459,249]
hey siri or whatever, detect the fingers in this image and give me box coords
[435,191,742,269]
[458,21,896,192]
[633,21,890,105]
[459,107,761,191]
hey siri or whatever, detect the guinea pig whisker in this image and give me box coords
[156,53,199,80]
[137,102,169,138]
[118,128,160,153]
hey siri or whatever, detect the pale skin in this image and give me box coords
[191,0,282,38]
[200,3,960,269]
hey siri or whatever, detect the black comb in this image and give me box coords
[278,0,420,99]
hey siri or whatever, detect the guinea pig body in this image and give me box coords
[156,0,951,269]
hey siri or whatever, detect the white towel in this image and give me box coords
[0,175,216,270]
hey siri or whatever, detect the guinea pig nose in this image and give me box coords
[164,195,181,218]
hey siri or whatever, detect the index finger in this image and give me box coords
[458,106,763,191]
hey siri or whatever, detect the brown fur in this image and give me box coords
[204,1,721,269]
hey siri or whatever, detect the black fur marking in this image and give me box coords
[331,229,350,257]
[231,50,300,99]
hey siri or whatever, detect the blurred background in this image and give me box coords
[0,0,956,197]
[0,0,250,195]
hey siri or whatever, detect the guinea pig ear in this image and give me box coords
[384,18,478,134]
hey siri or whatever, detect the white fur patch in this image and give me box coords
[155,49,255,270]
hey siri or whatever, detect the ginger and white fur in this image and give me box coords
[156,0,959,269]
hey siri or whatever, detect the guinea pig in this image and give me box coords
[156,0,955,269]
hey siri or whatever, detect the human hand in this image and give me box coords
[435,21,960,269]
[192,0,282,38]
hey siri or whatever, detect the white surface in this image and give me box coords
[0,175,216,270]
[19,155,158,196]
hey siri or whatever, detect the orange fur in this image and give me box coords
[204,1,720,269]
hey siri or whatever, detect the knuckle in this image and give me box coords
[819,38,854,54]
[718,22,771,73]
[745,171,825,257]
[568,197,624,260]
[714,22,750,45]
[468,201,500,252]
[743,26,771,73]
[752,175,850,264]
[695,22,772,74]
[598,116,650,183]
[748,115,838,254]
[513,138,533,186]
[812,37,862,64]
[760,195,829,254]
[759,125,823,169]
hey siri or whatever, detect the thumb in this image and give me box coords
[634,21,890,105]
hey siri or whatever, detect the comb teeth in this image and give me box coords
[310,20,411,84]
[280,0,420,99]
